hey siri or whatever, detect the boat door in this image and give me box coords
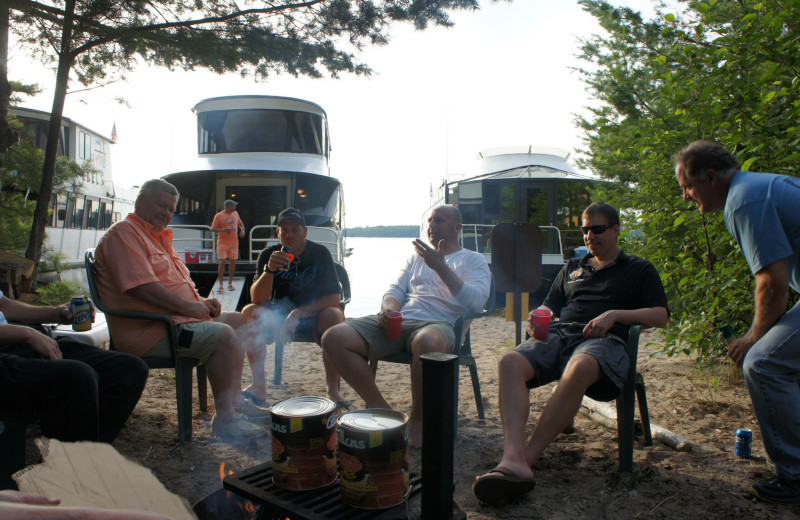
[215,177,291,261]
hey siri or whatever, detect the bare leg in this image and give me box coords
[407,327,448,448]
[523,353,601,465]
[483,351,537,480]
[322,323,390,409]
[203,324,241,420]
[240,304,272,400]
[228,260,237,288]
[217,261,225,291]
[315,307,346,402]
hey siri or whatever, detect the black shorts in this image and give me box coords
[513,321,628,401]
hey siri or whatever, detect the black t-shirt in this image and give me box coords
[542,251,668,339]
[255,240,341,307]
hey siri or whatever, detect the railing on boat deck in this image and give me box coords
[249,225,343,264]
[459,224,565,257]
[166,224,344,265]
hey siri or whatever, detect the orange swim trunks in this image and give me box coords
[217,243,239,260]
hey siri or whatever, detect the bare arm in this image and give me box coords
[0,297,70,325]
[728,259,789,365]
[0,491,175,519]
[126,282,214,320]
[583,307,669,339]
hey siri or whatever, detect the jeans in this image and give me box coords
[743,300,800,479]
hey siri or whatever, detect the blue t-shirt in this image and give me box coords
[724,170,800,294]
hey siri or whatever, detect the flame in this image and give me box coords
[218,462,234,481]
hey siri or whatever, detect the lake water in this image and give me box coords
[343,237,418,319]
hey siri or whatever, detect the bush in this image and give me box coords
[37,281,85,306]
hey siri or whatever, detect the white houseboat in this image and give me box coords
[9,107,135,267]
[427,146,599,305]
[162,95,347,298]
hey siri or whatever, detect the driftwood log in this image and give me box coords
[578,396,692,452]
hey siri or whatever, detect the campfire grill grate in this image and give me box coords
[223,462,423,520]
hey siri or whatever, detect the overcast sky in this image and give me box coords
[9,1,665,228]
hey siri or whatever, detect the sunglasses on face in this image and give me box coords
[581,223,615,235]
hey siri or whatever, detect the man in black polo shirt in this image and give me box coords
[242,208,345,407]
[473,202,669,505]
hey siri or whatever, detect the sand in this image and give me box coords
[96,315,799,518]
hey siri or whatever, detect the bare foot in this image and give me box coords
[408,418,423,449]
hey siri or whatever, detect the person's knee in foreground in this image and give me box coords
[0,291,148,446]
[675,140,800,503]
[242,207,345,407]
[95,178,267,441]
[473,202,669,505]
[322,205,491,448]
[211,199,244,293]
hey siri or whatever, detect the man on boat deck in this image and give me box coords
[473,202,668,505]
[321,205,491,448]
[211,199,245,294]
[242,207,345,408]
[94,179,268,440]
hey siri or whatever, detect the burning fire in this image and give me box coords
[218,462,234,481]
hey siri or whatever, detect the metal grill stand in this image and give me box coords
[221,353,465,519]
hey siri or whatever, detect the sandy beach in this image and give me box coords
[32,313,800,519]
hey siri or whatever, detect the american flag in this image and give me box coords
[111,122,117,142]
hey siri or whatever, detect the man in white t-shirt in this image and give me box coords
[321,205,490,448]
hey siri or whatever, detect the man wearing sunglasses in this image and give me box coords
[675,140,800,503]
[243,207,345,408]
[474,202,668,505]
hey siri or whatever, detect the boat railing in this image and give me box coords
[460,224,564,258]
[249,225,343,264]
[168,224,216,252]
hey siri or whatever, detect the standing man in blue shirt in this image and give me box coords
[675,140,800,503]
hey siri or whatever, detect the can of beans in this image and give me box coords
[71,296,92,332]
[270,396,337,490]
[735,428,752,458]
[337,409,409,509]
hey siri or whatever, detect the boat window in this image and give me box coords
[555,181,592,257]
[84,198,96,229]
[66,196,83,229]
[198,109,326,156]
[294,176,339,227]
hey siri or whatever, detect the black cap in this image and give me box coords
[277,208,305,226]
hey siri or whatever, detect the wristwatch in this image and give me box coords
[264,266,278,274]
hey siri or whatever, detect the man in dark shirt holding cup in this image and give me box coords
[473,202,669,505]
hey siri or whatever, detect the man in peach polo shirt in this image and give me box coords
[94,179,267,440]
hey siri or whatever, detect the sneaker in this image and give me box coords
[212,413,264,440]
[751,476,800,503]
[235,398,270,418]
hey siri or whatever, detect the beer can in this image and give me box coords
[71,296,92,332]
[734,428,752,458]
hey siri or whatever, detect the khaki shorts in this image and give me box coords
[346,315,456,359]
[217,243,239,260]
[143,312,233,363]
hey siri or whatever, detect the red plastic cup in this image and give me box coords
[529,309,553,340]
[385,311,403,340]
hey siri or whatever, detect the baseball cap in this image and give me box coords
[224,199,238,207]
[277,208,306,226]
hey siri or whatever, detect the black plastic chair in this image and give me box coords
[617,324,653,474]
[369,275,496,425]
[272,262,351,385]
[84,248,207,442]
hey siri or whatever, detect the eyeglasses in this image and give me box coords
[580,224,616,235]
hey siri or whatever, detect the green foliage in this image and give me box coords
[37,281,84,306]
[347,225,421,237]
[576,0,800,361]
[0,191,35,253]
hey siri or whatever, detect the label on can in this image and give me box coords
[337,409,409,510]
[735,428,752,458]
[71,296,92,332]
[270,396,337,490]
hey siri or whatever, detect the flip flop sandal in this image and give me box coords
[241,390,267,407]
[334,400,353,413]
[217,286,224,293]
[228,284,236,291]
[473,466,536,505]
